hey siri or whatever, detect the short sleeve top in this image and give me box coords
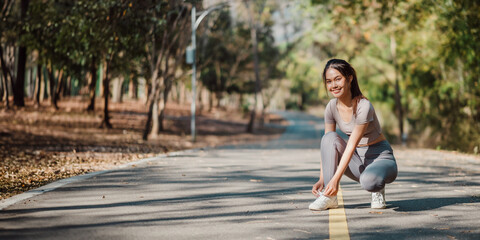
[324,98,382,145]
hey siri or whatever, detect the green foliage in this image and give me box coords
[23,0,152,84]
[198,6,282,98]
[3,0,478,152]
[304,0,480,152]
[282,52,322,110]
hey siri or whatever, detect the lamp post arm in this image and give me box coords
[194,3,227,30]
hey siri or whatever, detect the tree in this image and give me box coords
[25,0,79,110]
[25,0,149,124]
[197,9,252,111]
[244,0,264,133]
[143,0,190,140]
[303,0,479,152]
[96,1,152,128]
[12,0,29,107]
[0,0,17,109]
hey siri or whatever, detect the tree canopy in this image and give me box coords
[1,0,478,153]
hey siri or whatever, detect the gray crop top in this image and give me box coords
[324,98,382,145]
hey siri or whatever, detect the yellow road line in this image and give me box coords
[329,187,350,240]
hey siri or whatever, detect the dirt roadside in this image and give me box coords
[0,98,287,200]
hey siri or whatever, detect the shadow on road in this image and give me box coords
[389,196,480,212]
[344,196,479,212]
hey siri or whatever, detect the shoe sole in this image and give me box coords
[309,205,339,211]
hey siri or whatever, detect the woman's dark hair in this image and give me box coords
[322,59,366,115]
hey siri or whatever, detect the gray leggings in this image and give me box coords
[321,131,398,192]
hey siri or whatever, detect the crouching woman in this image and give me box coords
[310,59,398,210]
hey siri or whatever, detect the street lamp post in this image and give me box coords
[187,3,227,142]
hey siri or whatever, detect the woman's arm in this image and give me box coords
[323,123,369,196]
[325,122,336,134]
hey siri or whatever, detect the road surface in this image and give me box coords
[1,111,479,239]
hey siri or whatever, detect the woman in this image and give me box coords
[309,59,398,211]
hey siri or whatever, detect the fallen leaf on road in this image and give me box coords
[369,211,383,214]
[249,179,262,182]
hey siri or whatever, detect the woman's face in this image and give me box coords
[325,68,351,99]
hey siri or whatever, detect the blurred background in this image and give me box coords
[0,0,479,153]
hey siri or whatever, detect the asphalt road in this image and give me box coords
[1,111,479,239]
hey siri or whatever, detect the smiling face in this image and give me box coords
[325,68,352,99]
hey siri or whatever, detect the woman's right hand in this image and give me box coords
[312,179,324,197]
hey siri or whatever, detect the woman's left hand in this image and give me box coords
[323,178,340,196]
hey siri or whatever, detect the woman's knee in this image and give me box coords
[360,172,385,192]
[360,159,398,192]
[321,131,341,148]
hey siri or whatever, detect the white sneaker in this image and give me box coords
[309,193,338,211]
[371,188,386,209]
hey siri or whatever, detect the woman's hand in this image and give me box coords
[323,178,340,196]
[311,179,324,197]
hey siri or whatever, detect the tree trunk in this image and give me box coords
[197,84,203,113]
[259,92,270,128]
[100,60,112,128]
[260,107,266,128]
[40,67,46,102]
[100,62,106,97]
[215,91,222,108]
[33,63,41,107]
[87,60,97,111]
[208,90,213,112]
[27,67,33,97]
[111,76,123,103]
[144,16,157,140]
[149,99,159,138]
[0,47,10,109]
[299,92,306,111]
[128,73,137,99]
[157,98,164,133]
[158,76,172,133]
[394,79,404,142]
[143,94,155,140]
[144,49,160,139]
[214,61,222,108]
[239,93,244,111]
[0,73,3,101]
[46,62,58,110]
[13,0,30,107]
[146,73,162,139]
[144,80,151,104]
[246,2,261,133]
[64,75,71,97]
[390,35,404,144]
[54,68,64,103]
